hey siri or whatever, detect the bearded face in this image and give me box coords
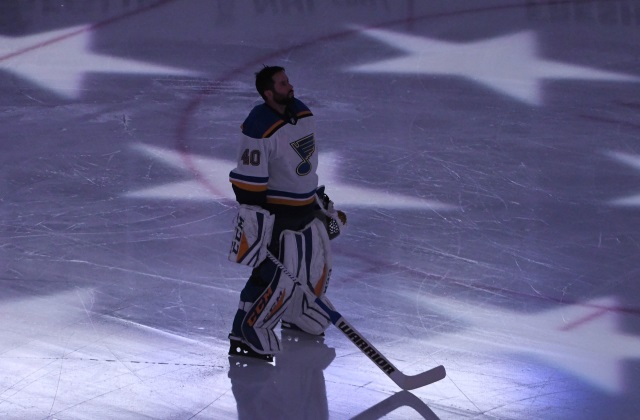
[272,89,294,106]
[269,71,294,106]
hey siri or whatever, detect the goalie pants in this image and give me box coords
[232,212,333,354]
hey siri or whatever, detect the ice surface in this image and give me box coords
[2,0,640,419]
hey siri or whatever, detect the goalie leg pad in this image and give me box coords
[281,218,334,335]
[239,259,295,354]
[229,205,275,267]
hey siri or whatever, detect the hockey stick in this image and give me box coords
[266,251,446,390]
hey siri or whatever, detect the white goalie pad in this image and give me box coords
[281,218,333,335]
[228,205,275,267]
[241,262,296,354]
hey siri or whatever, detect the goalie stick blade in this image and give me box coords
[265,251,447,390]
[390,365,446,390]
[329,312,446,390]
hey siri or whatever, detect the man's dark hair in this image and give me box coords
[255,65,285,100]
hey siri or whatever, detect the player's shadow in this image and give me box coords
[228,330,440,420]
[228,329,335,419]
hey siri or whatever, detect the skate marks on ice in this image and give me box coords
[0,288,233,419]
[0,25,199,99]
[228,329,440,420]
[348,28,640,106]
[606,150,640,207]
[351,390,439,420]
[126,143,455,211]
[406,292,640,394]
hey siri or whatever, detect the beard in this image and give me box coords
[273,89,294,106]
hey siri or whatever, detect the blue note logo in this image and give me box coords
[290,133,315,176]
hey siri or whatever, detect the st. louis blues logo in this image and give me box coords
[290,133,315,176]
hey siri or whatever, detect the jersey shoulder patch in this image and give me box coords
[291,98,313,118]
[241,99,313,139]
[241,104,280,139]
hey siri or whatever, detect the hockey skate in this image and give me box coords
[228,334,274,362]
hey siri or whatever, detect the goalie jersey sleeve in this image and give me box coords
[229,99,318,214]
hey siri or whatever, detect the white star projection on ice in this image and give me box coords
[0,25,198,98]
[0,289,219,414]
[126,143,455,211]
[412,295,640,394]
[607,151,640,207]
[127,143,233,201]
[349,29,639,105]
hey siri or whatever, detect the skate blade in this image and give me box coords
[228,338,274,362]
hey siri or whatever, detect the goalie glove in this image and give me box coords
[315,186,347,240]
[228,205,275,267]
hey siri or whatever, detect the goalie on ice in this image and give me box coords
[227,65,346,361]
